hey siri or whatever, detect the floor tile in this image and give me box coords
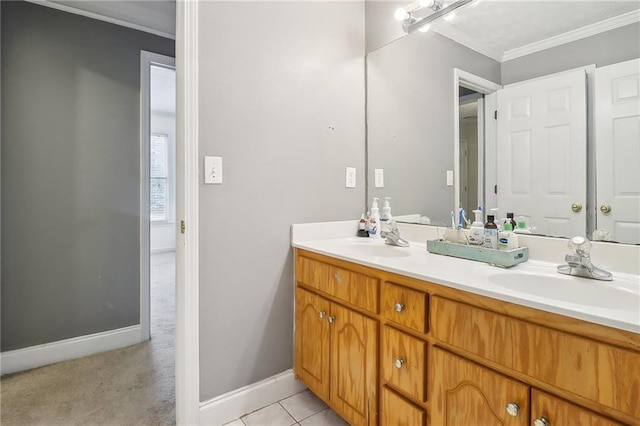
[299,408,348,426]
[222,420,244,426]
[280,390,328,421]
[241,403,297,426]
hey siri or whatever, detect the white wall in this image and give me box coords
[198,1,365,401]
[150,111,176,253]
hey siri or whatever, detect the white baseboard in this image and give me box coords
[199,369,307,426]
[0,325,142,375]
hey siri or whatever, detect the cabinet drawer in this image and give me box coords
[381,386,426,426]
[431,296,640,419]
[382,282,428,333]
[532,389,623,426]
[296,256,328,290]
[382,326,427,401]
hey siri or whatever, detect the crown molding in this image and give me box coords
[433,23,504,62]
[503,9,640,62]
[25,0,176,40]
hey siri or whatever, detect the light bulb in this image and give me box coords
[443,11,456,21]
[418,24,431,33]
[394,7,410,21]
[418,0,435,8]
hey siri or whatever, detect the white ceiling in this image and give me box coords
[151,65,176,115]
[431,0,640,61]
[35,0,175,39]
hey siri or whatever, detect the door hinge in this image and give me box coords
[494,185,498,194]
[494,110,498,119]
[180,220,186,234]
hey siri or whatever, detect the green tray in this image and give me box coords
[427,239,528,268]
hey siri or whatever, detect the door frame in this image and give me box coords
[176,0,201,423]
[453,69,501,216]
[140,50,176,342]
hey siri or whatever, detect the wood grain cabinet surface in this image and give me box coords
[293,250,639,426]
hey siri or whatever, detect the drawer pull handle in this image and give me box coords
[394,303,405,313]
[327,316,335,324]
[394,358,405,369]
[318,311,326,319]
[533,417,549,426]
[505,402,519,417]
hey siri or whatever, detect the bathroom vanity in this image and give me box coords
[292,226,640,426]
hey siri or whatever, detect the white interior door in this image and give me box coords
[594,58,640,244]
[497,69,587,237]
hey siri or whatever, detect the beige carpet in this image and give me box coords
[1,252,176,426]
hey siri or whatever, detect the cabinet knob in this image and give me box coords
[533,417,549,426]
[394,358,405,369]
[318,311,326,319]
[505,402,520,417]
[394,303,405,313]
[600,204,612,214]
[327,316,335,324]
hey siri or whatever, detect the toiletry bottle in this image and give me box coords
[357,214,368,237]
[505,212,517,231]
[369,198,381,239]
[507,222,519,249]
[483,215,498,249]
[490,208,502,231]
[513,216,532,234]
[468,209,484,246]
[380,197,392,233]
[365,211,371,234]
[498,222,512,250]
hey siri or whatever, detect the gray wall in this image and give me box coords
[197,1,365,401]
[502,22,640,84]
[367,31,501,224]
[1,1,174,351]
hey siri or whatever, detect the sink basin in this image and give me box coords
[488,272,640,311]
[340,241,412,258]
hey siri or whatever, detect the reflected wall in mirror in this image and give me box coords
[366,1,640,244]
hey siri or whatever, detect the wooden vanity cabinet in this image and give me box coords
[293,249,639,426]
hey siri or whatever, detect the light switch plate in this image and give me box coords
[345,167,356,188]
[374,169,384,188]
[446,170,454,186]
[204,156,222,184]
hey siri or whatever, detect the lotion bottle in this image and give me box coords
[380,197,393,234]
[468,209,484,246]
[368,198,381,239]
[483,215,498,249]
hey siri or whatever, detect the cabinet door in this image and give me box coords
[295,287,330,402]
[531,389,623,426]
[431,347,529,426]
[330,302,378,426]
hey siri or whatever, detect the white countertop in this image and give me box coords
[292,224,640,335]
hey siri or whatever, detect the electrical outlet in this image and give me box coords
[345,167,356,188]
[374,169,384,188]
[204,156,222,184]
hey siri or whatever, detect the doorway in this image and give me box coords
[140,52,176,342]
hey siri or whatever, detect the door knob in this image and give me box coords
[571,203,583,213]
[600,204,612,214]
[505,402,520,417]
[533,416,550,426]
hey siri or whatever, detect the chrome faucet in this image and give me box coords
[557,236,612,281]
[381,219,410,247]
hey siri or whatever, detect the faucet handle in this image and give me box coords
[568,236,591,257]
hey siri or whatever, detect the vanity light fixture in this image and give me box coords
[399,0,474,34]
[443,11,456,21]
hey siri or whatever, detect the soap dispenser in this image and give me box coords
[368,198,381,239]
[468,209,484,246]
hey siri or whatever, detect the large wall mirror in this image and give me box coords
[366,1,640,244]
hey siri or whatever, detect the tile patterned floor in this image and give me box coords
[223,390,348,426]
